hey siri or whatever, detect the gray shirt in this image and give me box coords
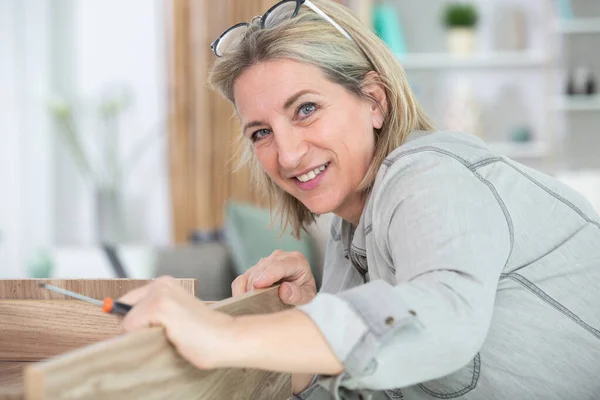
[295,131,600,400]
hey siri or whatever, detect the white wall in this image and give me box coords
[0,0,55,278]
[0,0,171,278]
[0,0,24,277]
[393,0,553,144]
[54,0,171,247]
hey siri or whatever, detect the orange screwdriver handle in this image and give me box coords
[102,298,133,315]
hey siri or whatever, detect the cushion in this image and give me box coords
[223,201,320,282]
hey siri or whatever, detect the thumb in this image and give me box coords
[280,282,304,305]
[253,268,286,289]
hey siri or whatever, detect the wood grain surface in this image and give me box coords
[0,301,123,361]
[167,0,270,244]
[0,386,23,400]
[0,362,27,400]
[0,362,28,386]
[21,286,291,400]
[0,279,197,300]
[0,299,216,362]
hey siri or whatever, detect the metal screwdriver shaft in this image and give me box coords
[37,283,104,306]
[37,282,132,314]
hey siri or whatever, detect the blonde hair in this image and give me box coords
[209,0,434,238]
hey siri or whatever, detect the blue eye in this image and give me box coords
[251,129,271,141]
[298,103,317,118]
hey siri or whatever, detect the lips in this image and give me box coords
[294,163,329,183]
[292,163,330,192]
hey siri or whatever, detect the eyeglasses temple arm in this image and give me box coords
[304,0,354,41]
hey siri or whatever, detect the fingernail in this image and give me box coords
[286,283,294,300]
[254,274,265,285]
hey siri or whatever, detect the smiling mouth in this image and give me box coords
[295,163,330,183]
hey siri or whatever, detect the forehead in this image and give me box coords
[233,59,329,114]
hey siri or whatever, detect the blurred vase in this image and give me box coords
[95,186,125,244]
[447,28,477,56]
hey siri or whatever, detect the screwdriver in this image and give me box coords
[37,283,133,315]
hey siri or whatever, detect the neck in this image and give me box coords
[335,192,367,227]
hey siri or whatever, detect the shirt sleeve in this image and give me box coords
[297,151,511,394]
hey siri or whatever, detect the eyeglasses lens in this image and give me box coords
[264,1,298,29]
[216,24,248,57]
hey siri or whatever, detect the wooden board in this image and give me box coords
[0,362,27,400]
[0,301,122,361]
[0,279,197,300]
[0,299,215,362]
[0,386,23,400]
[0,362,28,386]
[22,287,291,400]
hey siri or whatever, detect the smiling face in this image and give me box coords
[233,59,386,224]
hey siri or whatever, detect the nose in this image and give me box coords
[274,127,308,171]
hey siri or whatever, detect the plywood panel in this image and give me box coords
[0,362,26,400]
[0,362,28,386]
[0,279,197,300]
[22,287,291,400]
[0,301,122,361]
[0,299,215,362]
[0,386,23,400]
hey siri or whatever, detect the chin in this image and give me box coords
[299,197,337,216]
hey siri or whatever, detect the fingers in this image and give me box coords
[118,275,175,305]
[279,282,296,305]
[121,286,173,333]
[252,265,287,289]
[279,282,315,306]
[231,251,312,298]
[231,273,250,297]
[231,265,287,297]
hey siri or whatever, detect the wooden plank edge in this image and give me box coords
[208,285,288,313]
[0,279,198,300]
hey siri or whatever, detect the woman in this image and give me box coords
[119,1,600,398]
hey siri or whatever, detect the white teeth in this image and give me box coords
[296,164,328,183]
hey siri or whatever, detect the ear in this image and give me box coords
[362,71,388,130]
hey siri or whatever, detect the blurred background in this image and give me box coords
[1,0,599,299]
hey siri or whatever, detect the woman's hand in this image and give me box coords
[231,250,317,306]
[119,276,344,387]
[118,276,236,370]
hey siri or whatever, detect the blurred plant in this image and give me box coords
[47,85,163,191]
[443,2,479,29]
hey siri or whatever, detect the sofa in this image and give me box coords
[156,205,333,301]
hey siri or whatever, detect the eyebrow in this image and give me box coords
[242,89,319,135]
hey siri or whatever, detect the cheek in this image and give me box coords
[254,146,279,178]
[346,108,376,153]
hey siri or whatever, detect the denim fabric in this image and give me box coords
[296,131,600,400]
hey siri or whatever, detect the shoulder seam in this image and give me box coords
[380,147,515,271]
[500,160,600,230]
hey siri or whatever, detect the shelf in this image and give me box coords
[556,18,600,34]
[487,141,551,159]
[397,51,549,70]
[555,95,600,111]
